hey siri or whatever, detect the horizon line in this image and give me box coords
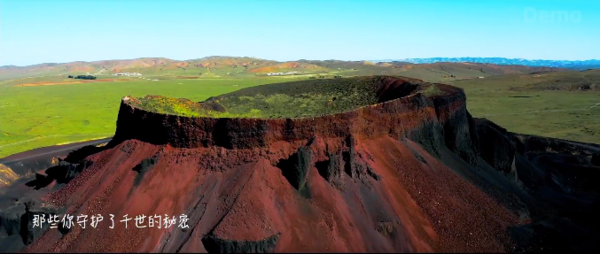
[2,56,600,68]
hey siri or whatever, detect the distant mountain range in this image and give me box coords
[372,57,600,69]
[0,56,579,84]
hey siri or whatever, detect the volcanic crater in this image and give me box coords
[113,76,448,150]
[1,76,599,253]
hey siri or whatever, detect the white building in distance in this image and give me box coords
[114,72,142,76]
[266,71,299,76]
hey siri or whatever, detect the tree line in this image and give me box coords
[68,75,97,80]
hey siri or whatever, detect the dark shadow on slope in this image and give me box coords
[448,117,600,252]
[201,233,281,253]
[24,174,53,190]
[373,76,421,103]
[62,144,107,163]
[0,199,58,250]
[315,152,344,190]
[132,156,158,187]
[24,160,93,190]
[126,154,160,198]
[592,154,600,167]
[276,147,312,192]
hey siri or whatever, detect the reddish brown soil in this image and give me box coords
[21,135,517,252]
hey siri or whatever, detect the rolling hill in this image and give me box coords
[0,56,569,83]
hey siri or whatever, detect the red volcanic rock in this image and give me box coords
[10,76,542,252]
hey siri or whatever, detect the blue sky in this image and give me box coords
[0,0,598,66]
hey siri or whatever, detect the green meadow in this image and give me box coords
[0,78,292,157]
[451,80,600,144]
[0,75,598,158]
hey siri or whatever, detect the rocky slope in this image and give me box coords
[1,76,599,253]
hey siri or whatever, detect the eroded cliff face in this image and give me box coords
[2,76,599,253]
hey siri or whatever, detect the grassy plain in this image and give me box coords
[450,78,600,144]
[0,78,293,157]
[1,71,598,158]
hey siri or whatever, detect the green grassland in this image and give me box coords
[450,74,600,144]
[1,65,598,158]
[0,78,293,157]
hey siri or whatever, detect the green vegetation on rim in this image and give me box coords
[421,84,445,96]
[128,77,421,119]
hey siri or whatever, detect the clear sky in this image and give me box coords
[0,0,598,66]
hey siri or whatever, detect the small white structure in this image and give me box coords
[114,72,142,76]
[479,76,485,79]
[266,71,299,76]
